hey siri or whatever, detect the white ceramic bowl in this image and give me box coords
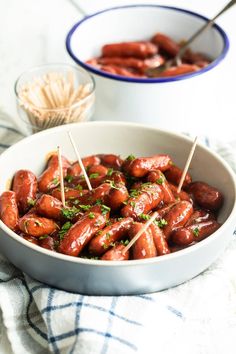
[66,5,229,135]
[0,122,235,295]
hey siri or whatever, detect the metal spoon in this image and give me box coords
[146,0,236,77]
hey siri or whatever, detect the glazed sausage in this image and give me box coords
[121,183,164,218]
[122,154,172,177]
[187,182,223,211]
[101,244,129,261]
[129,222,157,259]
[67,155,101,177]
[52,188,88,202]
[75,183,112,206]
[147,170,175,203]
[71,165,108,189]
[12,170,38,213]
[38,154,71,193]
[19,214,58,237]
[151,33,180,57]
[89,217,133,255]
[98,154,124,170]
[35,194,64,220]
[104,183,129,211]
[0,191,19,231]
[158,64,198,77]
[185,209,215,226]
[149,223,170,256]
[59,211,108,256]
[162,201,193,240]
[100,65,144,77]
[164,165,192,188]
[102,42,158,59]
[171,220,221,246]
[183,49,210,65]
[168,183,192,202]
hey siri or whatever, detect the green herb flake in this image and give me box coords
[107,168,113,176]
[193,227,200,237]
[75,184,83,191]
[105,232,111,240]
[95,199,102,205]
[156,177,164,185]
[61,206,80,220]
[102,243,109,250]
[140,214,151,221]
[88,212,95,219]
[101,204,110,215]
[58,221,73,240]
[109,181,120,190]
[27,198,36,207]
[126,154,136,161]
[130,189,139,198]
[89,173,100,179]
[120,239,129,246]
[51,177,59,186]
[79,204,91,211]
[155,219,168,228]
[39,234,49,240]
[65,175,73,183]
[130,201,136,208]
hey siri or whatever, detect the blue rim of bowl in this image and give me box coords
[66,4,230,84]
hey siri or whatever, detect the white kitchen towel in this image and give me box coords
[0,116,236,354]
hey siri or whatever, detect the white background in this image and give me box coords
[0,0,235,140]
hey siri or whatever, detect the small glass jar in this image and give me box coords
[15,63,95,134]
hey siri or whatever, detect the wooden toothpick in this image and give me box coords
[57,146,66,207]
[122,212,158,254]
[177,136,198,194]
[67,131,92,191]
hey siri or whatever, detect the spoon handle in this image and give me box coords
[176,0,236,60]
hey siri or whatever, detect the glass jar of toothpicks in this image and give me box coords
[15,64,95,134]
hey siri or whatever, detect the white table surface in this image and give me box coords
[0,0,235,141]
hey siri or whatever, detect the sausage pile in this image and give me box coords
[86,32,211,78]
[0,152,223,261]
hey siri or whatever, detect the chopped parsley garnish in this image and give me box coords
[102,243,109,249]
[109,181,120,190]
[51,177,59,186]
[130,189,139,198]
[156,177,164,185]
[105,233,111,239]
[75,184,83,191]
[139,214,151,221]
[120,239,129,246]
[65,175,73,183]
[95,199,102,205]
[89,173,100,179]
[101,204,111,215]
[27,198,36,207]
[193,227,200,237]
[126,154,136,161]
[61,206,80,220]
[79,204,91,211]
[88,212,95,219]
[59,221,73,240]
[107,168,113,176]
[130,201,136,208]
[39,234,49,240]
[155,219,168,228]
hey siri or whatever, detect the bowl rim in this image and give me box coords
[0,121,236,267]
[14,62,96,112]
[66,4,230,84]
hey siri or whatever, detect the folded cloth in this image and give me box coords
[1,117,236,354]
